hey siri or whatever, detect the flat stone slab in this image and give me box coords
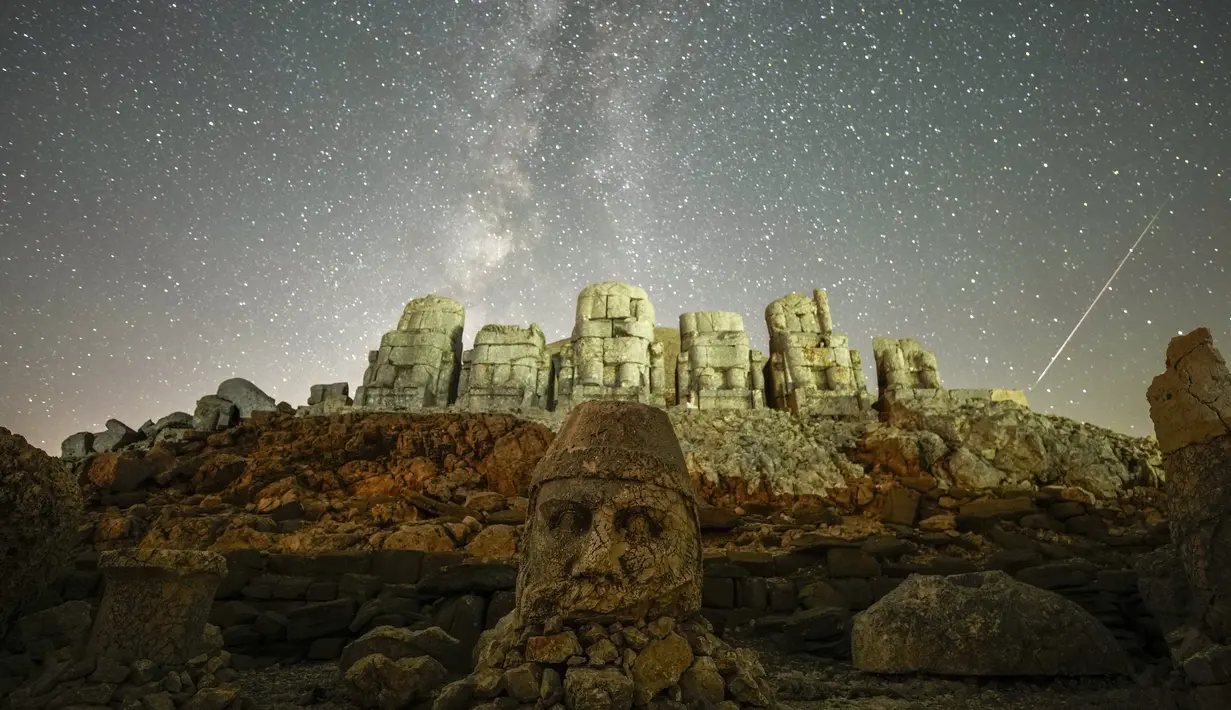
[99,548,228,577]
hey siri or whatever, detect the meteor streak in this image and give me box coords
[1029,201,1168,391]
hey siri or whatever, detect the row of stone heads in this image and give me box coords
[350,283,970,408]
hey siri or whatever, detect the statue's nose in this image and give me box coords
[571,513,626,578]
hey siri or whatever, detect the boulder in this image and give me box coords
[564,667,635,710]
[851,570,1133,676]
[217,377,277,419]
[154,411,194,431]
[345,653,447,710]
[338,625,462,676]
[92,418,142,453]
[86,451,153,492]
[1148,327,1231,642]
[0,428,84,634]
[193,395,238,431]
[60,431,94,460]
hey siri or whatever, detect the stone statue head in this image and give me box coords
[515,400,702,625]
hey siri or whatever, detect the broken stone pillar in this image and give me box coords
[1147,327,1231,643]
[551,282,665,412]
[765,289,871,417]
[873,337,1028,413]
[88,548,227,664]
[873,337,942,391]
[353,295,464,410]
[457,323,551,411]
[676,311,765,409]
[302,382,353,416]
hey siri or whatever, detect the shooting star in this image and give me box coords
[1029,200,1169,390]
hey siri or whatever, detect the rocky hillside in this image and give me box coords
[58,400,1167,560]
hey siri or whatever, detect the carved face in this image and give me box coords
[516,476,702,625]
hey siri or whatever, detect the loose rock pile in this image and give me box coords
[440,612,777,710]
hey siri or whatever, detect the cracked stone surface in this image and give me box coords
[1147,327,1231,455]
[87,548,227,664]
[516,399,702,624]
[1147,327,1231,643]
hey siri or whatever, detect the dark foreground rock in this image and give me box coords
[850,570,1133,676]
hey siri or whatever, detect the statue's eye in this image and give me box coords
[547,504,590,533]
[618,508,659,538]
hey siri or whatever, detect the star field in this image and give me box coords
[2,0,1228,452]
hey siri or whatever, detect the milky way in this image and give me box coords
[1,0,1228,451]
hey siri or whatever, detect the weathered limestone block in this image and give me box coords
[458,323,551,412]
[765,289,871,417]
[60,431,94,460]
[1147,327,1231,642]
[354,295,464,410]
[216,377,277,418]
[88,548,227,664]
[873,337,942,391]
[92,418,142,453]
[852,571,1133,676]
[193,395,238,431]
[552,282,665,412]
[873,337,1028,413]
[677,311,765,410]
[304,382,353,416]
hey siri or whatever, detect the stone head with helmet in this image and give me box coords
[515,399,703,625]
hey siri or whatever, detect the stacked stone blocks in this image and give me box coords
[354,295,464,410]
[873,337,1028,410]
[677,311,766,410]
[552,282,667,412]
[457,324,551,411]
[764,290,871,417]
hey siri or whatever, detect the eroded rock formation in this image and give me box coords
[1147,327,1231,643]
[0,428,83,636]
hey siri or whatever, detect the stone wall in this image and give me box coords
[9,489,1166,680]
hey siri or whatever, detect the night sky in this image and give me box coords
[2,1,1228,453]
